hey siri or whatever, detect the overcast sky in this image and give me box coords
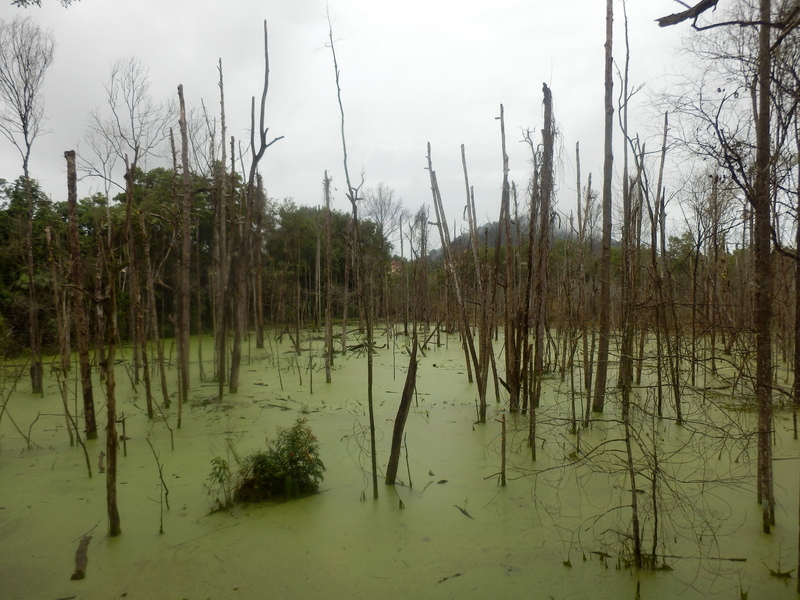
[1,0,688,248]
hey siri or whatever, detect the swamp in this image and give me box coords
[1,331,800,600]
[2,1,800,599]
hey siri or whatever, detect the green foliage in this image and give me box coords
[208,419,325,508]
[206,456,234,511]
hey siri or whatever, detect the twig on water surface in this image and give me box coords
[453,502,474,519]
[437,573,462,584]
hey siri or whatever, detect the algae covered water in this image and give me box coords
[1,331,798,599]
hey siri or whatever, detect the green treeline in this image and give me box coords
[0,169,390,355]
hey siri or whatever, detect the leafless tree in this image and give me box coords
[87,57,170,418]
[327,11,378,498]
[362,182,404,254]
[65,150,97,439]
[657,0,794,535]
[0,15,54,394]
[229,21,283,393]
[176,84,192,418]
[592,0,615,414]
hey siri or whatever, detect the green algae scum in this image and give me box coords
[1,332,799,599]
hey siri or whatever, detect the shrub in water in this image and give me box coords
[232,418,325,503]
[207,456,234,510]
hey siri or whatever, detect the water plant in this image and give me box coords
[208,418,325,507]
[206,456,234,510]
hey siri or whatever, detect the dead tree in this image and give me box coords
[532,85,555,412]
[385,331,418,486]
[323,171,334,383]
[462,145,493,421]
[102,258,122,537]
[230,20,283,393]
[176,84,192,421]
[657,0,776,533]
[427,144,485,421]
[327,13,377,498]
[0,16,54,394]
[65,150,97,439]
[592,0,615,413]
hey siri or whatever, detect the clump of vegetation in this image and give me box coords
[207,419,325,509]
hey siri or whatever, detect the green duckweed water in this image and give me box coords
[1,330,798,599]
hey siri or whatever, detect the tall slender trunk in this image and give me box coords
[214,60,230,399]
[326,13,375,495]
[532,85,555,411]
[593,0,614,413]
[46,227,73,445]
[104,262,121,537]
[253,175,266,350]
[139,211,170,411]
[427,144,483,420]
[792,120,800,436]
[324,171,334,382]
[65,150,97,439]
[24,167,43,395]
[462,146,491,418]
[649,113,669,419]
[498,106,520,412]
[575,145,592,424]
[177,84,192,420]
[753,0,774,533]
[385,330,417,485]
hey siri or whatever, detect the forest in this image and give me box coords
[2,0,800,598]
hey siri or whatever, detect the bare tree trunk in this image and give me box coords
[793,120,800,438]
[592,0,614,413]
[94,215,107,382]
[386,291,419,484]
[532,85,555,411]
[427,144,483,420]
[753,0,774,532]
[341,238,351,355]
[139,211,170,411]
[46,227,74,445]
[326,13,375,496]
[647,113,670,419]
[25,172,43,395]
[498,106,521,412]
[213,60,230,399]
[65,150,97,439]
[196,219,207,383]
[253,175,266,350]
[104,263,121,537]
[231,20,283,393]
[622,390,642,567]
[576,149,596,425]
[366,267,378,497]
[324,171,334,383]
[177,84,192,421]
[462,146,491,419]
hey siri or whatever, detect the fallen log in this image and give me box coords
[70,535,92,580]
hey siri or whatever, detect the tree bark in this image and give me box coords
[177,84,192,421]
[753,0,774,533]
[385,307,418,485]
[324,171,334,382]
[65,150,97,439]
[213,59,230,400]
[104,264,121,537]
[592,0,614,413]
[532,85,555,411]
